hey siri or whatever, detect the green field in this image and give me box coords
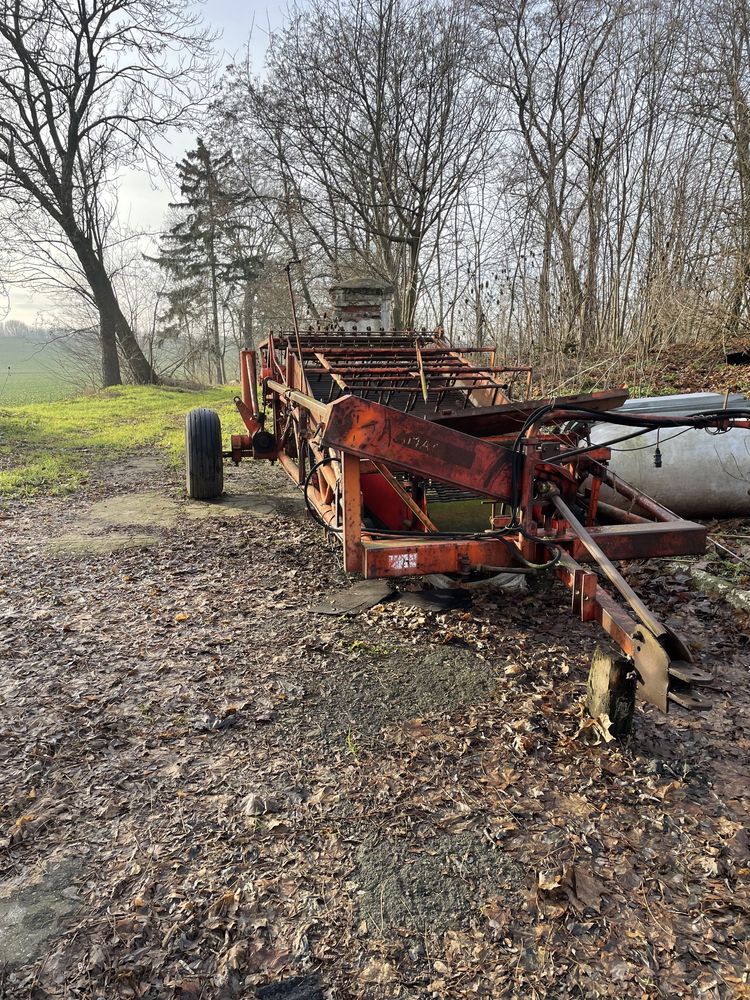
[0,380,237,498]
[0,336,85,405]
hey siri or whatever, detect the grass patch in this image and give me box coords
[347,639,391,657]
[0,385,238,498]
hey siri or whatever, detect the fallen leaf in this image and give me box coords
[537,864,605,914]
[359,958,396,983]
[243,793,281,816]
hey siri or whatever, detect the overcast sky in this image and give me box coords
[6,0,285,325]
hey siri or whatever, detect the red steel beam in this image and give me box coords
[548,520,707,561]
[321,394,516,499]
[361,536,515,577]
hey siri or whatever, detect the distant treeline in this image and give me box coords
[0,320,54,342]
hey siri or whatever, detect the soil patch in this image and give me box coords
[91,454,165,487]
[354,832,524,935]
[46,530,160,554]
[45,487,305,554]
[185,493,304,521]
[86,490,178,528]
[303,644,498,744]
[255,977,325,1000]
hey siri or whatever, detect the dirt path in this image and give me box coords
[0,454,748,999]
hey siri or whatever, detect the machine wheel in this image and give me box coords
[185,408,224,500]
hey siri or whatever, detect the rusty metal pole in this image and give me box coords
[265,381,330,422]
[342,451,362,572]
[285,259,304,377]
[240,349,252,408]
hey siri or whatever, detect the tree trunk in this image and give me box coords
[70,229,159,385]
[725,72,750,341]
[586,648,635,738]
[402,236,421,329]
[99,307,122,387]
[539,204,554,348]
[242,283,255,349]
[210,277,224,384]
[117,307,159,384]
[203,151,226,385]
[206,234,224,383]
[582,135,604,352]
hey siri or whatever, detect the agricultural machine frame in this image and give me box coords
[187,326,750,717]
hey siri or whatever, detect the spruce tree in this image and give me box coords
[157,139,234,383]
[156,138,270,380]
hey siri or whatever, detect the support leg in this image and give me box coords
[342,452,362,573]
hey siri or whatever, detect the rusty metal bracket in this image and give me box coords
[631,627,711,712]
[552,503,712,712]
[551,492,665,636]
[234,395,263,436]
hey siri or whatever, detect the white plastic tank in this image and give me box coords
[590,393,750,518]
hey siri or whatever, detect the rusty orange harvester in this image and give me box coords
[185,282,750,717]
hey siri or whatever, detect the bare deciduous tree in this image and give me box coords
[681,0,750,339]
[0,0,213,385]
[221,0,495,328]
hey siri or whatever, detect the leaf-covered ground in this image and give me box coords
[0,455,748,999]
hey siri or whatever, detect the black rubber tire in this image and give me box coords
[185,408,224,500]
